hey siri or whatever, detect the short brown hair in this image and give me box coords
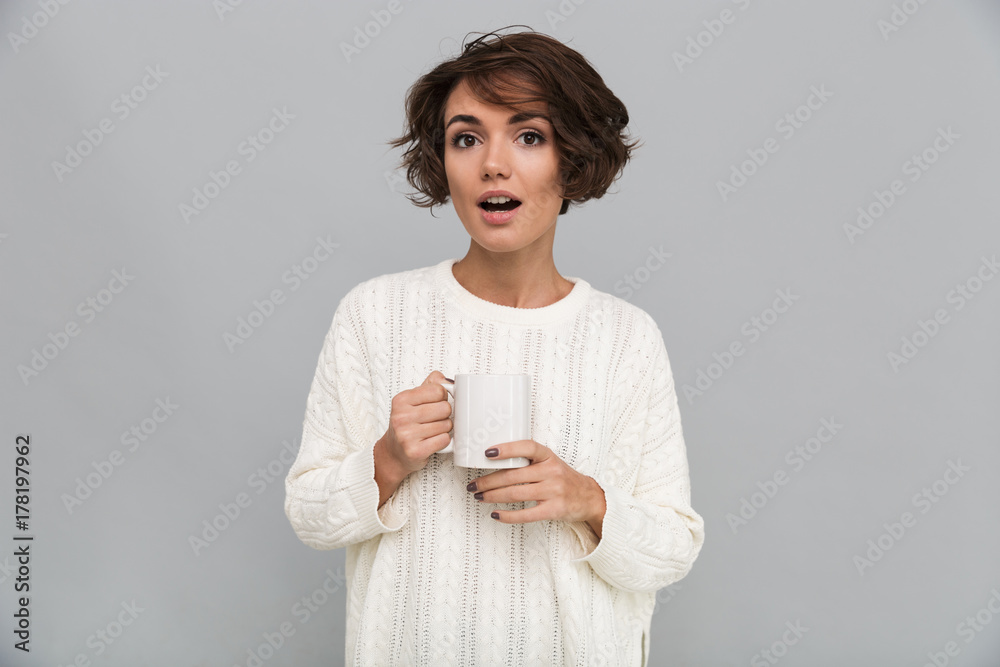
[386,26,641,216]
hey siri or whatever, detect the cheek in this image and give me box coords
[526,154,561,189]
[443,166,462,200]
[444,157,471,192]
[525,163,563,210]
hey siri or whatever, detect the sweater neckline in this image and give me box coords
[434,257,591,326]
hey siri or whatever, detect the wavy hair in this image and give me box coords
[386,26,642,216]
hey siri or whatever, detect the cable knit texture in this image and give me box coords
[284,257,705,667]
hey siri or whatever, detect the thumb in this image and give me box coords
[424,370,453,385]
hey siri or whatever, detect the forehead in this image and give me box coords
[443,78,549,125]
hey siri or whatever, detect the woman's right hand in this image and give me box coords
[378,371,454,478]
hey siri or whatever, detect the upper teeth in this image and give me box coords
[484,196,514,204]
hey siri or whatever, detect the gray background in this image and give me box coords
[2,1,999,665]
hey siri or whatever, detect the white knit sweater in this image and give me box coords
[284,257,705,667]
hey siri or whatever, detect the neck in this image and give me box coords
[452,245,573,309]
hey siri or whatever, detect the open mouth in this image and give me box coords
[479,199,521,212]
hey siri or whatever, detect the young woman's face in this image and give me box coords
[442,78,564,254]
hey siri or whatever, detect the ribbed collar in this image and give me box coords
[434,257,591,326]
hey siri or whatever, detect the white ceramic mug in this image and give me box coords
[437,374,532,469]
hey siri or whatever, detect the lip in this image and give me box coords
[477,189,522,225]
[476,189,521,205]
[479,204,520,225]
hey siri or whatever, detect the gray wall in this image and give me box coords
[2,1,999,665]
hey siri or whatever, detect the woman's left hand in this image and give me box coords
[467,440,606,528]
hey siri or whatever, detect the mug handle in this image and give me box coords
[436,380,455,454]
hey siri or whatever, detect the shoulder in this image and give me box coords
[584,288,674,411]
[583,285,677,400]
[584,283,666,355]
[337,262,438,313]
[325,262,440,349]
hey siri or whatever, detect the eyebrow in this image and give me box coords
[445,112,551,129]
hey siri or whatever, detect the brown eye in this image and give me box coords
[450,133,477,148]
[520,131,545,146]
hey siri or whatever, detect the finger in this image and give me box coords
[490,503,552,525]
[410,379,453,406]
[422,370,452,385]
[415,401,452,424]
[475,481,544,505]
[470,465,542,492]
[484,440,547,463]
[412,418,453,440]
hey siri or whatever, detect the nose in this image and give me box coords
[481,141,510,179]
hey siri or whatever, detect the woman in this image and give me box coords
[284,26,705,666]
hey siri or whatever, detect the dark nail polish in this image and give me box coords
[474,492,483,500]
[467,482,477,492]
[444,377,454,383]
[485,448,498,458]
[491,512,500,520]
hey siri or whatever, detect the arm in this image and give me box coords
[284,298,409,550]
[374,434,407,509]
[568,327,705,594]
[584,478,607,540]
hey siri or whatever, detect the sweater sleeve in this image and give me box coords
[567,326,705,594]
[284,296,408,550]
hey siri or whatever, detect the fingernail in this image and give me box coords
[467,482,477,492]
[491,512,500,520]
[444,376,454,383]
[485,448,498,458]
[474,492,484,500]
